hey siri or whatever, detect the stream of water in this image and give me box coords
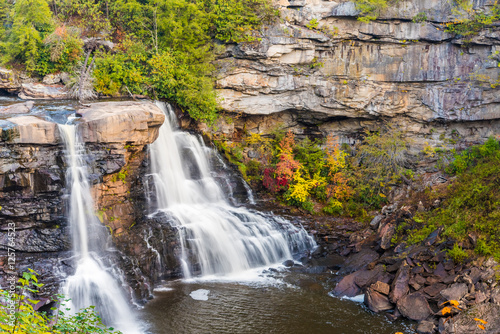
[148,102,316,278]
[58,123,142,334]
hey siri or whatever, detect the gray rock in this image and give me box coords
[18,83,68,99]
[397,293,433,321]
[370,215,383,229]
[0,67,21,92]
[42,73,61,85]
[440,283,468,302]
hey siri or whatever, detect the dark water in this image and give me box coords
[140,273,414,334]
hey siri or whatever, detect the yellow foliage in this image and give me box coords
[325,135,347,175]
[474,318,488,324]
[478,324,486,330]
[287,168,318,203]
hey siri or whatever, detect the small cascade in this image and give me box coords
[149,103,315,278]
[58,124,142,334]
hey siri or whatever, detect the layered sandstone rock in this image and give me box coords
[0,101,168,298]
[212,0,500,148]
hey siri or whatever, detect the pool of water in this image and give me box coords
[139,270,414,334]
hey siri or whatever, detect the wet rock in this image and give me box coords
[18,83,68,99]
[0,101,34,115]
[365,287,393,313]
[416,320,435,334]
[397,293,433,321]
[440,283,468,302]
[390,263,410,303]
[331,272,361,297]
[283,259,294,267]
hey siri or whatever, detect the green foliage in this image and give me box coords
[1,0,276,122]
[0,269,119,334]
[201,0,278,42]
[1,0,55,73]
[350,126,412,207]
[416,137,500,261]
[412,12,428,23]
[446,136,500,174]
[448,244,469,263]
[306,18,319,29]
[354,0,391,22]
[445,1,500,37]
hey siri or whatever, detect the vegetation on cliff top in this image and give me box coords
[0,0,277,122]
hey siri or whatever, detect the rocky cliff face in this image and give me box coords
[0,100,181,301]
[213,0,500,148]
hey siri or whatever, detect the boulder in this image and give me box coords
[18,83,69,99]
[371,281,390,295]
[397,293,433,321]
[0,101,34,115]
[331,271,361,297]
[0,68,21,92]
[78,101,165,145]
[369,215,383,229]
[390,263,410,303]
[440,283,468,302]
[42,73,61,85]
[365,287,393,313]
[6,115,59,144]
[424,283,447,298]
[380,224,395,250]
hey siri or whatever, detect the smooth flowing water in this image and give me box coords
[58,123,141,334]
[149,102,316,278]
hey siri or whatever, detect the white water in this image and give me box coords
[149,102,315,278]
[58,124,142,334]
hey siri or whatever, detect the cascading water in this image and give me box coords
[58,123,142,334]
[149,103,316,278]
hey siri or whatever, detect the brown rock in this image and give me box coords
[397,293,433,321]
[423,283,447,298]
[390,263,410,303]
[331,272,361,297]
[379,223,395,250]
[371,281,390,295]
[365,287,394,313]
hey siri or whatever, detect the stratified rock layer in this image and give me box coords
[0,101,173,300]
[209,0,500,148]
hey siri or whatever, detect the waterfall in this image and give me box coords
[58,124,142,334]
[149,102,315,278]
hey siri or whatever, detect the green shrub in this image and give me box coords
[0,269,119,334]
[448,244,468,263]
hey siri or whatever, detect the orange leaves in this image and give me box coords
[275,131,301,189]
[441,306,452,316]
[474,318,488,330]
